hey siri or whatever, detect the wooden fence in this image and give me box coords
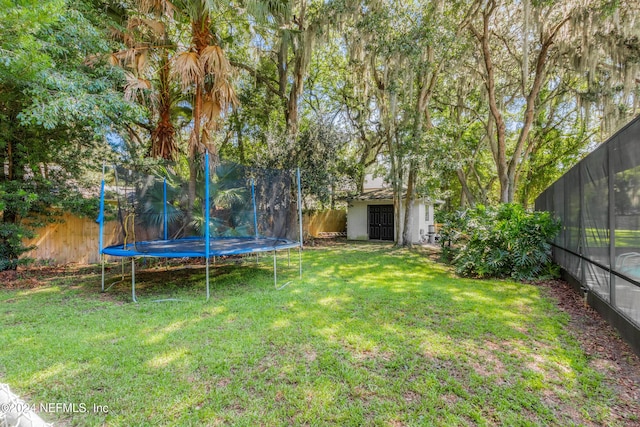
[303,210,347,237]
[21,209,347,265]
[22,213,120,265]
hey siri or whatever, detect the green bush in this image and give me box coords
[439,204,560,280]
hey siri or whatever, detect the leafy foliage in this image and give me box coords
[440,204,561,280]
[0,0,130,271]
[293,121,356,209]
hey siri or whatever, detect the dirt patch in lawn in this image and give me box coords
[0,266,84,289]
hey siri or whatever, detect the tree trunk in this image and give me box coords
[7,139,14,181]
[187,18,211,222]
[456,168,476,207]
[471,2,514,203]
[505,19,566,202]
[400,59,439,246]
[188,149,197,231]
[388,135,403,246]
[151,49,176,160]
[236,115,245,164]
[471,3,568,203]
[401,162,417,247]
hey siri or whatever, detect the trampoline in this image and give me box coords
[97,152,303,302]
[102,237,300,258]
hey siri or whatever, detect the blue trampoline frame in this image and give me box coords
[98,153,303,302]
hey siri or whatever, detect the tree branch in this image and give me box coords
[229,60,285,100]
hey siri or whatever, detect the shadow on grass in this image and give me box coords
[0,243,629,426]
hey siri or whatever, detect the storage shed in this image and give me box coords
[346,187,438,244]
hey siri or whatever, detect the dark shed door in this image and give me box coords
[368,205,394,241]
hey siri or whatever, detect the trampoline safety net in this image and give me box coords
[535,116,640,329]
[100,155,300,258]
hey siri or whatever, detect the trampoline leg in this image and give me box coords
[131,258,138,303]
[256,253,259,266]
[206,257,210,301]
[273,250,277,288]
[101,254,105,292]
[288,249,290,267]
[298,246,302,279]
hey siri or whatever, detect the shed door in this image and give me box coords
[368,205,394,241]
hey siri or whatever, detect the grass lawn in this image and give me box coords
[0,243,637,426]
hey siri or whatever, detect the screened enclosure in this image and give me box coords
[536,115,640,348]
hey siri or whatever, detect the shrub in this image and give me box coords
[440,204,560,280]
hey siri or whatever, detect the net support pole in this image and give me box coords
[297,168,303,279]
[131,258,137,303]
[99,165,106,291]
[206,258,210,301]
[273,250,277,287]
[163,178,168,241]
[205,151,211,301]
[101,256,105,292]
[251,178,258,239]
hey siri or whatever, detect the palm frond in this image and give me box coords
[139,0,176,18]
[127,17,143,32]
[141,18,166,37]
[201,127,212,144]
[136,50,148,73]
[199,45,232,78]
[113,48,139,69]
[108,53,120,66]
[124,71,151,101]
[127,16,165,40]
[84,53,104,67]
[215,187,248,208]
[202,94,222,125]
[173,51,202,90]
[211,80,238,109]
[109,26,125,41]
[122,32,136,48]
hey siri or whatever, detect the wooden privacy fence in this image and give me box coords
[303,210,347,238]
[21,209,347,265]
[22,213,119,265]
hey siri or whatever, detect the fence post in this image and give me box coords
[608,143,616,307]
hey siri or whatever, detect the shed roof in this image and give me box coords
[349,188,444,204]
[350,188,396,200]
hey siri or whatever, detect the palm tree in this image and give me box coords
[161,0,238,216]
[114,0,292,221]
[110,1,179,160]
[112,0,239,221]
[170,1,238,161]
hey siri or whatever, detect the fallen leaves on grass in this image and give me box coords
[533,279,640,425]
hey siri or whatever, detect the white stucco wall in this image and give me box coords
[347,199,434,243]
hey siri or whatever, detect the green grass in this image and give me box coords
[0,244,626,426]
